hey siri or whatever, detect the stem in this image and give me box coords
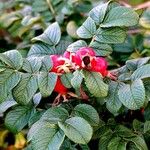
[134,1,150,10]
[127,29,145,34]
[119,0,150,10]
[46,0,56,17]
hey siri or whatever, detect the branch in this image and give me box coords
[119,1,150,10]
[134,1,150,10]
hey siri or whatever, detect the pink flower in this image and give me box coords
[50,55,68,94]
[73,47,96,68]
[91,57,108,77]
[50,55,65,73]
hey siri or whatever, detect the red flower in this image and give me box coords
[91,57,108,77]
[54,77,68,94]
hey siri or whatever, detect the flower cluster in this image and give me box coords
[49,47,115,105]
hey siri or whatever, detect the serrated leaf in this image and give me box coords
[115,125,136,138]
[0,69,21,103]
[77,17,96,39]
[118,79,145,110]
[13,73,38,105]
[5,106,33,133]
[140,8,150,29]
[67,40,87,52]
[129,136,148,150]
[71,70,83,89]
[60,73,73,88]
[55,40,71,55]
[40,55,53,71]
[41,107,69,124]
[0,96,17,114]
[0,50,23,70]
[28,121,65,150]
[126,57,150,71]
[22,57,42,73]
[144,121,150,133]
[33,92,42,106]
[90,41,112,56]
[107,137,126,150]
[144,80,150,102]
[89,2,109,24]
[95,27,126,44]
[105,81,123,114]
[58,117,93,144]
[98,130,113,150]
[113,35,133,53]
[27,43,56,57]
[133,119,144,133]
[72,104,100,126]
[32,22,61,46]
[83,71,108,97]
[131,64,150,80]
[101,6,139,27]
[38,72,57,97]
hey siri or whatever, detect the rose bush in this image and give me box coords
[0,1,150,150]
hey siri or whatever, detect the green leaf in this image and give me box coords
[144,121,150,133]
[90,41,112,56]
[58,117,93,144]
[95,27,126,44]
[115,125,136,138]
[118,79,145,110]
[0,50,23,70]
[139,8,150,29]
[83,71,108,97]
[40,55,53,71]
[38,72,57,97]
[32,22,61,46]
[89,2,109,24]
[28,43,56,57]
[55,40,71,55]
[0,96,17,114]
[101,6,139,27]
[144,80,150,102]
[105,81,123,114]
[5,106,33,133]
[67,40,87,52]
[72,104,100,126]
[133,119,144,133]
[60,138,77,150]
[126,57,150,71]
[60,73,73,88]
[129,136,148,150]
[77,17,96,39]
[28,110,44,127]
[28,121,65,150]
[22,57,42,73]
[41,107,69,124]
[71,70,83,89]
[131,64,150,80]
[98,130,113,150]
[0,69,21,103]
[13,73,38,105]
[113,35,133,53]
[107,137,126,150]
